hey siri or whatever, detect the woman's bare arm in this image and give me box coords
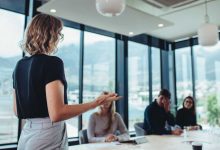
[46,80,121,122]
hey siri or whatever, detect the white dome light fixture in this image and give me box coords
[96,0,126,17]
[198,0,219,46]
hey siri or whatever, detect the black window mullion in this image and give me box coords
[148,37,153,103]
[173,43,178,113]
[159,40,165,89]
[115,35,128,128]
[190,38,197,122]
[159,47,163,89]
[190,38,196,99]
[78,25,85,131]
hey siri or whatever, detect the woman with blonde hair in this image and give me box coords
[13,14,121,150]
[88,94,129,143]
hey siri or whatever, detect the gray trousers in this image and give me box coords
[18,117,68,150]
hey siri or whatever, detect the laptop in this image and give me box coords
[119,136,148,145]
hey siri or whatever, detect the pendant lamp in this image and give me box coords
[96,0,126,17]
[198,0,219,46]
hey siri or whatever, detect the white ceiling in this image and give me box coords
[37,0,220,42]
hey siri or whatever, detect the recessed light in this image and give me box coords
[50,9,56,13]
[158,24,164,27]
[129,32,134,35]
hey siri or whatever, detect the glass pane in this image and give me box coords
[193,44,220,128]
[82,32,115,129]
[56,27,80,137]
[128,41,149,131]
[0,9,24,144]
[152,47,161,98]
[175,47,193,108]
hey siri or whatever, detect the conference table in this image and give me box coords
[70,130,220,150]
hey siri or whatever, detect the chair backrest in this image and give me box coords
[79,129,88,144]
[134,122,146,136]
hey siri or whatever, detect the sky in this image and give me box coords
[58,26,112,48]
[0,9,24,58]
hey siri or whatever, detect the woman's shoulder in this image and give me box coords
[177,108,185,114]
[90,112,100,119]
[44,55,63,64]
[37,55,64,69]
[20,54,63,64]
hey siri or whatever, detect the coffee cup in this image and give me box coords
[192,142,202,150]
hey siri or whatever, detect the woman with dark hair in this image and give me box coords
[13,14,121,150]
[176,96,201,130]
[88,100,129,143]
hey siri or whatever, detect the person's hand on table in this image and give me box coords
[172,128,183,135]
[190,125,200,130]
[105,134,118,142]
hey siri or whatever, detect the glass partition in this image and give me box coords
[0,9,24,144]
[175,47,193,108]
[128,41,149,131]
[82,32,115,129]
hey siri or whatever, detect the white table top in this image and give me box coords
[70,131,220,150]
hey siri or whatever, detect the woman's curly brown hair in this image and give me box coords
[21,14,63,55]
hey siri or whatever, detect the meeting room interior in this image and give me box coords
[0,0,220,150]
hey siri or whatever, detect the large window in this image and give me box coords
[128,41,149,131]
[175,47,193,108]
[193,44,220,127]
[82,32,115,129]
[56,27,80,137]
[0,9,24,144]
[151,47,161,98]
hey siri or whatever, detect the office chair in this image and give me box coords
[79,129,88,144]
[134,122,147,136]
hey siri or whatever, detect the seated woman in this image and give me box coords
[176,96,201,130]
[88,100,129,143]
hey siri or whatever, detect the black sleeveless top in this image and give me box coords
[13,54,68,119]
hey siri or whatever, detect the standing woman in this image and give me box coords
[88,100,129,143]
[176,96,201,130]
[13,14,120,150]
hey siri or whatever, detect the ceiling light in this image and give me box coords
[50,9,56,13]
[96,0,126,17]
[158,24,164,27]
[197,0,219,46]
[129,32,134,35]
